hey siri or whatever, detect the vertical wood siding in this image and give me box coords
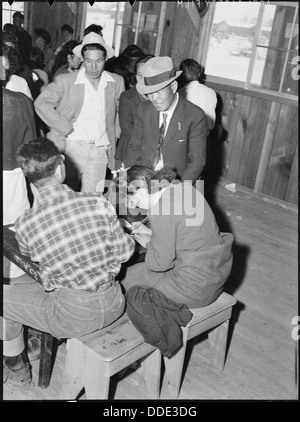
[209,85,298,205]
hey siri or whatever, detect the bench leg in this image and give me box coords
[163,328,188,399]
[61,339,86,400]
[208,320,229,370]
[38,332,54,389]
[84,348,110,399]
[142,349,161,399]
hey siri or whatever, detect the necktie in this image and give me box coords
[152,113,167,171]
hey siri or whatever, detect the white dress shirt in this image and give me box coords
[67,67,114,147]
[181,81,217,131]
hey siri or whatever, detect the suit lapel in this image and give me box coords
[105,81,117,117]
[163,98,184,147]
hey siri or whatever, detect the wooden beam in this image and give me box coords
[254,102,281,194]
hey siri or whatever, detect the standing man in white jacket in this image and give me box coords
[35,32,124,194]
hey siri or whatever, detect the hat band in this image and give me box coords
[144,68,176,87]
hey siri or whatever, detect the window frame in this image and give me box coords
[201,1,299,102]
[113,1,167,56]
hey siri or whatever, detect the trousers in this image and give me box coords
[2,274,125,355]
[64,140,110,194]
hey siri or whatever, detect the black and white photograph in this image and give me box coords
[2,0,298,403]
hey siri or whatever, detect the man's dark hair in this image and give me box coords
[34,28,51,45]
[82,43,107,58]
[126,165,176,193]
[50,40,80,81]
[16,137,61,184]
[127,165,155,192]
[84,24,103,36]
[121,44,145,61]
[1,43,22,82]
[61,24,74,34]
[13,11,24,21]
[179,58,205,83]
[180,59,200,76]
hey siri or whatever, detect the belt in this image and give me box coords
[85,141,108,149]
[97,279,116,292]
[55,279,117,295]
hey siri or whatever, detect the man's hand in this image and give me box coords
[131,222,152,248]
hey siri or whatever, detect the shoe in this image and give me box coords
[27,328,41,361]
[3,360,34,389]
[3,361,9,383]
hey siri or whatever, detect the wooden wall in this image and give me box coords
[160,2,199,68]
[206,83,298,205]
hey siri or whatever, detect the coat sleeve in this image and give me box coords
[119,93,135,140]
[181,106,207,182]
[34,77,73,136]
[126,102,144,167]
[23,96,37,143]
[115,76,125,140]
[145,212,177,272]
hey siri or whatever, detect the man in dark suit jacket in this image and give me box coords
[126,56,207,183]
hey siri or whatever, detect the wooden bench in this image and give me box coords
[61,291,236,400]
[61,313,162,400]
[163,291,237,398]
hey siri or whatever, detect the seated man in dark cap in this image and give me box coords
[34,28,55,75]
[126,56,208,185]
[12,11,32,66]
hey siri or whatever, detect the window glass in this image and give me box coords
[206,2,261,82]
[205,2,298,96]
[114,1,162,56]
[85,2,118,46]
[2,1,24,26]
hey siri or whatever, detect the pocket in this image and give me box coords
[51,297,96,337]
[55,300,96,323]
[111,291,125,318]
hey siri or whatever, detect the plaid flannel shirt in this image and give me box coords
[14,184,135,292]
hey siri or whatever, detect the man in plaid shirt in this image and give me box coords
[2,137,135,388]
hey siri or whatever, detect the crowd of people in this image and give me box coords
[2,14,233,390]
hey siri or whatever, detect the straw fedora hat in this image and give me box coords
[136,56,182,95]
[72,32,114,59]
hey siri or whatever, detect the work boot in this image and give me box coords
[3,351,34,389]
[27,328,41,361]
[3,360,9,383]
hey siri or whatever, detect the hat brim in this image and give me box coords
[136,70,182,95]
[73,41,114,60]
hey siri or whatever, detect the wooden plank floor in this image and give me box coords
[3,179,298,401]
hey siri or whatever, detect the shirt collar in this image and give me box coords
[74,67,115,86]
[38,184,73,204]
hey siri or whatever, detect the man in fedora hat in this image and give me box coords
[126,56,207,184]
[35,32,124,194]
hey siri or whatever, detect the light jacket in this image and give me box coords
[34,69,125,169]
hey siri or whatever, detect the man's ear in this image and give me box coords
[54,161,65,182]
[171,80,178,93]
